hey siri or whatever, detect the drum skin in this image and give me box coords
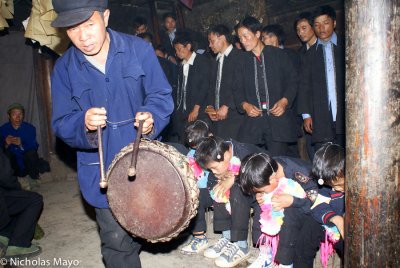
[106,140,199,242]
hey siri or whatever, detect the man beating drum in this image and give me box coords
[50,0,174,267]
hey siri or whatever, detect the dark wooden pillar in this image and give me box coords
[345,1,400,267]
[175,2,185,29]
[148,0,160,45]
[34,52,56,157]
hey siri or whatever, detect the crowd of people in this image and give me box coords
[130,4,346,268]
[0,103,47,259]
[1,1,346,267]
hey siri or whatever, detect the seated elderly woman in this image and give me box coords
[0,103,49,180]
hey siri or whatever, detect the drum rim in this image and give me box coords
[106,140,199,242]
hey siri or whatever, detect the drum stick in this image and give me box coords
[128,119,144,177]
[98,126,108,188]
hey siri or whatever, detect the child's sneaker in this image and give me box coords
[215,243,250,267]
[180,235,209,254]
[204,237,231,259]
[247,246,273,268]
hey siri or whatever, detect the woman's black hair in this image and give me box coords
[162,12,177,22]
[262,24,286,46]
[312,5,336,24]
[209,24,232,44]
[238,153,278,195]
[173,32,195,52]
[133,17,147,29]
[294,11,313,31]
[311,143,345,186]
[184,120,211,148]
[194,136,230,169]
[235,16,262,35]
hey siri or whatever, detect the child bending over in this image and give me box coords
[309,143,345,266]
[180,120,212,254]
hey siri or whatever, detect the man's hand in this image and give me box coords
[188,105,200,122]
[303,117,313,134]
[242,102,262,117]
[269,98,288,117]
[217,105,229,120]
[85,107,107,131]
[205,106,218,121]
[5,135,14,146]
[134,112,154,135]
[271,193,294,211]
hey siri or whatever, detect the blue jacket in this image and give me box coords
[0,122,39,170]
[311,187,345,226]
[51,29,174,208]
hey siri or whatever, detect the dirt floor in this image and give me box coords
[1,178,341,268]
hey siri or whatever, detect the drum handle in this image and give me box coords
[128,119,144,177]
[98,126,108,189]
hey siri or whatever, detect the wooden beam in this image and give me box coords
[175,2,185,29]
[345,0,400,267]
[148,0,161,45]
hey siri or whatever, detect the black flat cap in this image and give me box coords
[51,0,108,28]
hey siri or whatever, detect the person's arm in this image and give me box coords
[20,124,39,152]
[271,194,311,213]
[136,42,174,139]
[298,50,313,133]
[330,215,344,238]
[278,49,298,111]
[51,62,99,150]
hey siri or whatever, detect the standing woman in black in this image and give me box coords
[170,33,210,143]
[235,17,299,157]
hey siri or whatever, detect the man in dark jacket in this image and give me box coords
[0,149,43,259]
[205,24,245,141]
[298,5,345,151]
[235,17,299,157]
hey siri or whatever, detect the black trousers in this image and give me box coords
[5,150,48,180]
[211,111,244,141]
[267,208,323,267]
[293,215,344,268]
[0,190,43,247]
[191,188,214,234]
[314,121,345,152]
[212,184,261,243]
[95,208,142,268]
[238,116,294,157]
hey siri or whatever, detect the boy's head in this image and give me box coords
[261,24,285,47]
[235,16,263,52]
[133,17,148,35]
[208,24,232,54]
[163,12,177,32]
[239,153,278,195]
[311,142,345,192]
[173,33,195,60]
[194,137,231,177]
[184,120,211,148]
[312,5,336,42]
[294,12,316,44]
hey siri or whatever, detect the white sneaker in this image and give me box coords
[215,243,250,268]
[180,235,209,254]
[204,237,231,259]
[247,250,272,268]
